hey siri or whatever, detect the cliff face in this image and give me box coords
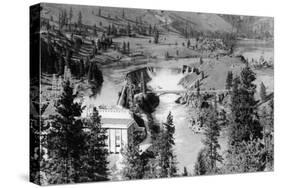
[126,68,152,87]
[41,39,58,74]
[118,67,161,110]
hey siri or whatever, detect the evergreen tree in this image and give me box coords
[201,71,205,80]
[226,67,264,173]
[200,57,203,65]
[122,9,125,19]
[224,139,267,173]
[182,167,188,176]
[87,61,103,86]
[266,98,274,170]
[122,41,126,54]
[121,131,145,180]
[154,29,159,44]
[158,112,177,177]
[149,24,152,35]
[260,82,267,102]
[69,7,73,24]
[79,59,84,78]
[58,56,65,76]
[88,62,94,82]
[77,11,83,29]
[81,107,109,182]
[93,24,97,36]
[194,149,207,175]
[201,102,223,174]
[187,39,191,48]
[196,80,200,97]
[127,23,131,36]
[225,71,233,90]
[240,66,262,140]
[229,76,242,144]
[229,66,262,145]
[47,81,86,184]
[127,42,130,54]
[259,99,274,171]
[30,118,50,185]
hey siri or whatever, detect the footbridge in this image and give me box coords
[153,89,230,96]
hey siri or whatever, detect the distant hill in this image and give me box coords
[219,14,273,38]
[40,3,234,35]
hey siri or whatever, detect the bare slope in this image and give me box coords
[41,3,233,33]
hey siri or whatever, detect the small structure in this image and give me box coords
[85,106,144,154]
[99,108,143,154]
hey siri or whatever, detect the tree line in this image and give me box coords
[39,81,108,184]
[195,64,273,175]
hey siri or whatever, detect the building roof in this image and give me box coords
[101,118,135,129]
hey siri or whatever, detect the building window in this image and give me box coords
[115,130,121,153]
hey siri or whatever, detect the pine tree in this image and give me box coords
[260,82,267,102]
[196,80,200,97]
[201,71,205,80]
[81,107,109,182]
[69,7,73,24]
[225,71,233,90]
[87,62,94,82]
[122,9,125,19]
[259,99,274,171]
[57,56,65,75]
[194,149,207,175]
[93,24,97,36]
[122,41,126,54]
[47,81,86,184]
[182,167,188,176]
[127,23,131,36]
[77,11,83,29]
[229,66,262,145]
[201,102,223,174]
[187,39,191,48]
[239,66,262,141]
[79,59,84,78]
[149,24,152,35]
[127,42,130,54]
[266,98,274,170]
[229,75,241,144]
[154,29,159,44]
[224,139,267,173]
[226,67,264,173]
[158,112,177,177]
[87,61,103,86]
[200,57,203,65]
[107,24,111,35]
[121,131,145,180]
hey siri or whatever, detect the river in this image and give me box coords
[153,94,204,173]
[82,38,273,175]
[235,39,274,61]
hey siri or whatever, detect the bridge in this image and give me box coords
[152,89,230,96]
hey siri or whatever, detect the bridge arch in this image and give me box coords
[157,91,183,96]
